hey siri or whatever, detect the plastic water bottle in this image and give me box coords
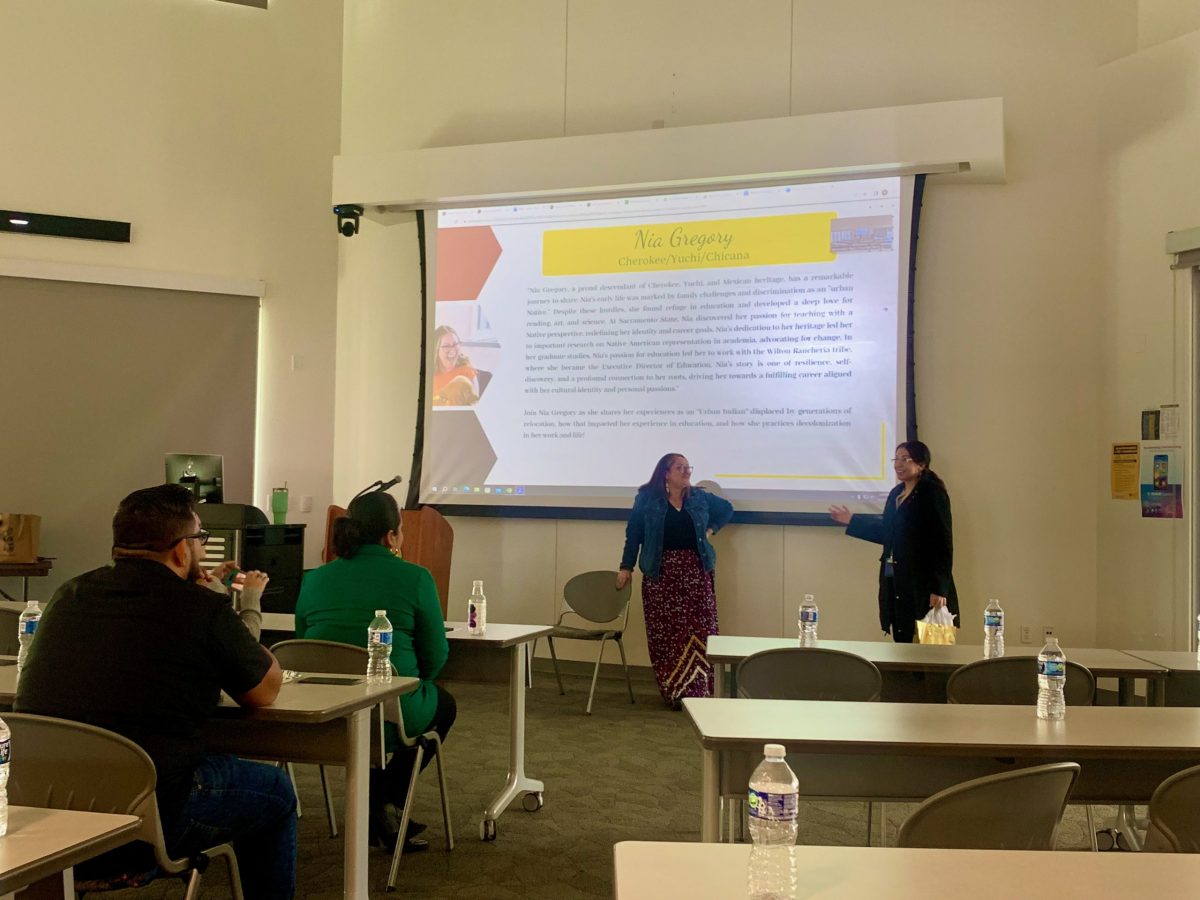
[0,715,10,836]
[747,743,798,899]
[798,594,818,647]
[468,580,487,635]
[1037,636,1066,720]
[16,599,42,678]
[983,598,1004,658]
[366,610,393,684]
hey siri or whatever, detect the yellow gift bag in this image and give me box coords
[916,607,957,645]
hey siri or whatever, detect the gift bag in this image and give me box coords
[0,514,41,564]
[916,606,957,645]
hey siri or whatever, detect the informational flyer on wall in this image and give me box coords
[1110,443,1139,500]
[1140,443,1184,519]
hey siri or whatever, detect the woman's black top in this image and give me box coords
[662,502,699,552]
[845,475,958,632]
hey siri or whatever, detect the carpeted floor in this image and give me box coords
[102,669,1129,899]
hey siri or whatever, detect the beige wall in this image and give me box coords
[1097,27,1200,649]
[336,0,1159,665]
[1139,0,1200,49]
[0,0,343,569]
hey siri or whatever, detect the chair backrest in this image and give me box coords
[897,762,1080,850]
[946,656,1095,706]
[269,638,414,743]
[736,647,882,701]
[1145,763,1200,852]
[271,637,370,675]
[561,570,632,626]
[0,608,19,655]
[4,713,170,865]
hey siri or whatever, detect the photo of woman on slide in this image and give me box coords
[618,454,734,707]
[829,440,958,643]
[431,325,480,407]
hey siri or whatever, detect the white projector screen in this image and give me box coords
[418,175,917,521]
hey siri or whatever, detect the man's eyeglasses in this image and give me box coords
[114,529,209,553]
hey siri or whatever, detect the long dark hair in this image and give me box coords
[331,491,401,560]
[637,452,685,500]
[897,440,946,488]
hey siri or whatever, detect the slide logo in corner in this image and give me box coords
[541,212,837,276]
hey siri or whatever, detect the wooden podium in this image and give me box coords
[323,504,454,617]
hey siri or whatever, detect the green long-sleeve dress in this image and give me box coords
[294,544,449,736]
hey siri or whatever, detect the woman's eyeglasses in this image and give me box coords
[672,465,694,474]
[892,457,915,465]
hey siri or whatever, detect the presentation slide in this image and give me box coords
[420,175,914,516]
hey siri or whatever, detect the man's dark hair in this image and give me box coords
[112,484,198,551]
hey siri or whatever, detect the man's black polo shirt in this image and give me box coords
[15,558,270,825]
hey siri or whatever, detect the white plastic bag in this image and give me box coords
[916,606,957,645]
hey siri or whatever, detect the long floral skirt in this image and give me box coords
[642,549,719,703]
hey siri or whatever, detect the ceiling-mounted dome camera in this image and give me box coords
[333,204,363,237]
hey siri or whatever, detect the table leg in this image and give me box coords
[1148,676,1167,707]
[480,642,545,840]
[714,662,729,699]
[343,708,370,900]
[1117,676,1134,706]
[1113,804,1144,851]
[701,749,719,842]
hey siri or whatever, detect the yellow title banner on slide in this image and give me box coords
[542,212,838,275]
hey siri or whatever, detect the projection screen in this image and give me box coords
[418,174,918,521]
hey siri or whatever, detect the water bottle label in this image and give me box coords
[1038,659,1065,677]
[748,788,797,823]
[984,613,1003,627]
[0,738,9,765]
[799,609,818,624]
[369,631,392,647]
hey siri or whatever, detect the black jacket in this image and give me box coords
[846,475,958,632]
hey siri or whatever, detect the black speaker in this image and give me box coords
[1,209,130,243]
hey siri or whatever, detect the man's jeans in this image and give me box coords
[167,754,298,900]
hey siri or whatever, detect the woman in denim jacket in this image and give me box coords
[618,453,734,706]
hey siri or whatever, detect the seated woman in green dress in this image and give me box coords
[294,490,455,850]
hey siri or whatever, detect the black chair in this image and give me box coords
[736,647,882,701]
[946,656,1096,706]
[897,762,1081,850]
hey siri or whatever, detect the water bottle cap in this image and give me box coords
[763,743,786,758]
[374,610,386,617]
[473,580,484,589]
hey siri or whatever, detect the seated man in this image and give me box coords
[15,484,296,900]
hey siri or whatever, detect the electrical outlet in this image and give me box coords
[1019,625,1034,644]
[1043,626,1055,642]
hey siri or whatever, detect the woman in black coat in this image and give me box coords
[829,440,958,643]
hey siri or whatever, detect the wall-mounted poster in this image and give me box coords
[1140,443,1183,519]
[1110,443,1139,500]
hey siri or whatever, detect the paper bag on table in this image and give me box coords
[0,514,41,564]
[915,606,957,645]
